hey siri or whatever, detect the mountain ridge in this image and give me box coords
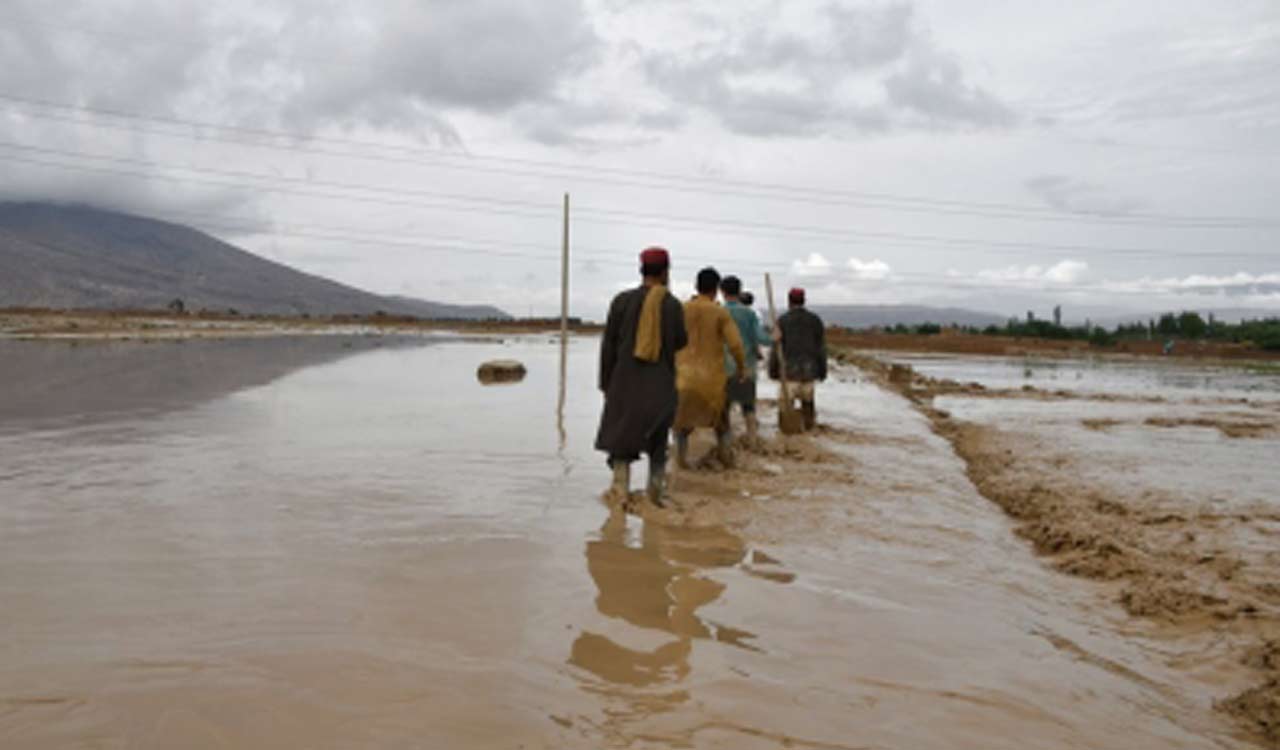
[0,202,510,319]
[811,304,1008,329]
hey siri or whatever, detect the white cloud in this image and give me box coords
[963,259,1090,286]
[1101,271,1280,296]
[846,257,892,280]
[1043,260,1090,283]
[790,254,891,281]
[791,252,833,277]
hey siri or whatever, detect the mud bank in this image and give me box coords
[585,383,1256,746]
[0,309,589,340]
[829,330,1280,362]
[846,351,1280,745]
[602,427,848,539]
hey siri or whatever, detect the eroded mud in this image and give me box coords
[848,351,1280,745]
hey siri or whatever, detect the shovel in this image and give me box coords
[765,273,805,435]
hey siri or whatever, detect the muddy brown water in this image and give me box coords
[0,336,1270,748]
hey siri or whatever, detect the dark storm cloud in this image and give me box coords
[1025,175,1143,216]
[0,0,601,216]
[0,0,1014,157]
[642,1,1012,137]
[882,50,1016,128]
[0,153,265,231]
[1105,25,1280,127]
[0,0,600,135]
[511,97,666,150]
[262,0,600,135]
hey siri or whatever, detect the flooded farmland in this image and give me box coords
[2,335,1278,748]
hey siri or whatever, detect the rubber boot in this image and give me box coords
[609,460,630,497]
[716,430,735,468]
[801,400,816,431]
[647,461,667,508]
[675,431,691,470]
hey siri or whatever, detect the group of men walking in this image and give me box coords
[595,246,828,507]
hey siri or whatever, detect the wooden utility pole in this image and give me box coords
[557,193,570,449]
[561,193,570,337]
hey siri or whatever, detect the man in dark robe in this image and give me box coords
[595,247,688,506]
[768,287,827,431]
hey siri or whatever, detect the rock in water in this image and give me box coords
[477,359,527,384]
[889,363,914,384]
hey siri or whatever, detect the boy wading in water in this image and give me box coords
[720,275,767,444]
[673,267,746,470]
[595,247,688,506]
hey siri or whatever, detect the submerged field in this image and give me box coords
[1,334,1277,748]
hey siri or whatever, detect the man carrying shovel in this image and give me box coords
[768,287,827,431]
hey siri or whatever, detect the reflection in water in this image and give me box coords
[0,336,433,429]
[557,330,568,452]
[570,517,761,699]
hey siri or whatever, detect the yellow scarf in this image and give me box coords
[633,284,666,362]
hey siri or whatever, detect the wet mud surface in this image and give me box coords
[853,351,1280,746]
[2,336,1278,748]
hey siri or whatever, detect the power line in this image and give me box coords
[2,142,1271,261]
[1,91,1276,229]
[142,204,1279,265]
[142,216,1221,299]
[2,193,1263,300]
[60,205,1274,300]
[0,151,558,224]
[6,101,1269,230]
[186,221,1280,300]
[0,140,558,214]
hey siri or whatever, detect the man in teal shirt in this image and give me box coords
[720,276,768,442]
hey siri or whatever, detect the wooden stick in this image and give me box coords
[764,273,799,432]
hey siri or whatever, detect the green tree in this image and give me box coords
[1179,311,1207,339]
[1089,327,1115,346]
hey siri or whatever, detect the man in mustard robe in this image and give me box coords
[596,247,688,506]
[674,267,746,469]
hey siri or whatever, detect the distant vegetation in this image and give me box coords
[871,311,1280,351]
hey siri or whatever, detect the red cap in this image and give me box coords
[788,287,806,305]
[639,247,670,267]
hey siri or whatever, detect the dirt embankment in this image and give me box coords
[843,350,1280,746]
[827,330,1280,362]
[867,352,1275,419]
[1142,416,1279,439]
[0,309,604,339]
[605,425,850,545]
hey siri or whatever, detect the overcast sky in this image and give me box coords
[1,0,1277,320]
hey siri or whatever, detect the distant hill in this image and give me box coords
[380,294,509,321]
[0,203,510,319]
[812,304,1007,329]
